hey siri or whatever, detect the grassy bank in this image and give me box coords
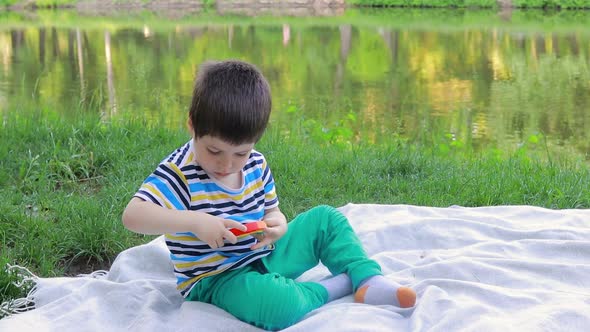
[1,113,589,310]
[348,0,590,9]
[3,0,590,10]
[3,8,590,35]
[348,0,496,8]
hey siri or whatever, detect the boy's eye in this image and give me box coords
[236,152,248,157]
[207,149,221,155]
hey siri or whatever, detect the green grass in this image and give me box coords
[1,0,76,7]
[347,0,590,8]
[4,0,590,9]
[1,112,589,311]
[347,0,498,8]
[2,7,590,34]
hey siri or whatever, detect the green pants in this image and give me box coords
[186,205,382,330]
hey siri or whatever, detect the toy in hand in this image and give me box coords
[230,221,267,238]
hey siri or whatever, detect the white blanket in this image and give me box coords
[2,204,590,331]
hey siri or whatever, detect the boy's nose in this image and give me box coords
[218,158,232,171]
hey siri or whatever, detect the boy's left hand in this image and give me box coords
[251,212,287,250]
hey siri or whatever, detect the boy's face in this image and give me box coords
[192,135,254,179]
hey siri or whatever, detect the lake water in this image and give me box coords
[1,8,589,159]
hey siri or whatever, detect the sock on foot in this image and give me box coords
[318,273,353,302]
[354,275,416,308]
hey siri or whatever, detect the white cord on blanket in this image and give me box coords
[0,264,39,318]
[78,270,108,279]
[0,264,110,319]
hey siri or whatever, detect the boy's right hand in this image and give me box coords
[192,215,247,249]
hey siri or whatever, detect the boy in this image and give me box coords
[122,60,416,330]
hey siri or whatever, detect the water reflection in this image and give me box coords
[1,14,589,160]
[104,30,117,120]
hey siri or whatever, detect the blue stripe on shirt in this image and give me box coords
[225,210,265,222]
[159,165,190,208]
[145,175,186,210]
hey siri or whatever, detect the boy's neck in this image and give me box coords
[211,171,243,190]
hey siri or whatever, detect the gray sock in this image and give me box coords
[354,275,417,308]
[317,273,353,302]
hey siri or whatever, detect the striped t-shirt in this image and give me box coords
[134,140,278,297]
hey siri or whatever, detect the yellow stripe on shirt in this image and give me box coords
[168,162,188,185]
[144,183,174,209]
[175,254,226,269]
[167,234,201,242]
[177,264,233,290]
[191,180,263,202]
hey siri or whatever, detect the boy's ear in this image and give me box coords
[187,117,195,137]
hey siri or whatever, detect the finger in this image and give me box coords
[263,218,279,227]
[223,229,239,244]
[223,219,247,231]
[251,240,270,250]
[251,235,271,250]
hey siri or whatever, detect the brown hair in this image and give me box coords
[188,60,272,145]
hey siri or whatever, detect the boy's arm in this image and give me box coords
[122,197,246,248]
[250,207,288,250]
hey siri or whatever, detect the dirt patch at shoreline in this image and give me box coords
[61,254,113,276]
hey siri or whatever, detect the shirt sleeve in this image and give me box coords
[260,157,279,210]
[134,162,191,211]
